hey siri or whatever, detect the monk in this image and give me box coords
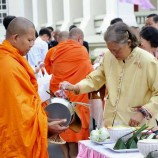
[48,28,93,158]
[44,31,69,75]
[0,17,68,158]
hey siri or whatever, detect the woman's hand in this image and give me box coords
[59,81,74,91]
[128,112,144,127]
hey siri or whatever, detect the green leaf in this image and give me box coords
[135,124,148,136]
[113,138,127,150]
[126,124,148,149]
[140,133,148,140]
[126,137,137,149]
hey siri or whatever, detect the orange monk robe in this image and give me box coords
[0,40,48,158]
[50,40,93,142]
[44,45,58,75]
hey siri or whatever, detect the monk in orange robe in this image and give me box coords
[0,17,68,158]
[44,46,57,74]
[45,31,69,75]
[47,28,93,158]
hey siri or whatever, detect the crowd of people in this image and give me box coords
[1,13,158,158]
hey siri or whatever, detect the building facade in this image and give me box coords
[0,0,157,55]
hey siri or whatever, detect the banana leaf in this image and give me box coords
[140,127,154,140]
[140,133,148,140]
[126,136,138,149]
[113,138,127,150]
[134,124,148,136]
[126,124,148,149]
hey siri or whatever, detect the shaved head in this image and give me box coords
[69,28,84,40]
[58,31,69,43]
[6,17,35,39]
[5,17,36,56]
[69,28,84,45]
[54,29,60,41]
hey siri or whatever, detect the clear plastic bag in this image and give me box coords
[89,85,106,129]
[90,98,104,128]
[37,68,52,102]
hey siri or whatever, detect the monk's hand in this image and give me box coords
[48,119,68,134]
[59,81,74,91]
[128,112,144,127]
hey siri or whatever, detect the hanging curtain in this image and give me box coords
[119,0,155,10]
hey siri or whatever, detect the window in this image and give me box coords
[0,0,8,24]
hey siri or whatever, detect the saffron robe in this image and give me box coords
[78,47,158,129]
[44,45,58,75]
[0,40,48,158]
[49,40,93,142]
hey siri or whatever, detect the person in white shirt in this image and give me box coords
[27,28,51,68]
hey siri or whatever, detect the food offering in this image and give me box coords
[114,124,147,150]
[103,124,158,153]
[113,124,157,150]
[138,139,158,157]
[107,126,134,142]
[90,127,112,144]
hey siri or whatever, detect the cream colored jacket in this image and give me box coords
[78,47,158,128]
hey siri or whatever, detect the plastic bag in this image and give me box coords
[37,68,52,102]
[90,98,104,128]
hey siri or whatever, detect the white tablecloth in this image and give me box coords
[77,140,144,158]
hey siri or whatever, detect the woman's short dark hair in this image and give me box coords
[110,18,123,25]
[69,25,77,32]
[140,26,158,48]
[104,22,138,49]
[3,15,16,30]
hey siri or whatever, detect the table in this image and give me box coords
[77,140,143,158]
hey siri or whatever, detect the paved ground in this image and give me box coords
[48,117,94,158]
[48,143,64,158]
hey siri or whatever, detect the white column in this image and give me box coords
[100,0,119,33]
[32,0,38,28]
[118,1,137,26]
[100,0,137,33]
[83,0,91,19]
[106,0,118,15]
[18,0,25,16]
[8,0,25,16]
[81,0,94,36]
[60,0,71,30]
[63,0,71,22]
[46,0,53,26]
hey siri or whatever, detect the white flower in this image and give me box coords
[99,127,110,142]
[90,127,110,142]
[90,129,100,142]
